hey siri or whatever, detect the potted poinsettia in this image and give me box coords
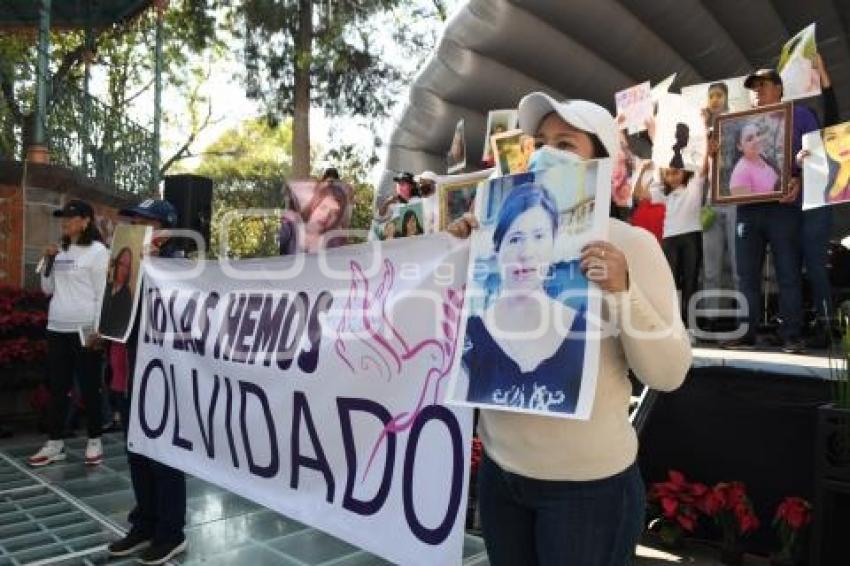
[701,481,760,565]
[647,470,708,548]
[770,497,811,566]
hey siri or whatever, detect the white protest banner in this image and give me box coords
[446,159,611,419]
[802,122,850,209]
[650,73,677,103]
[128,235,473,565]
[779,23,820,102]
[615,81,653,135]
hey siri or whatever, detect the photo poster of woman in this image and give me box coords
[445,158,612,419]
[651,93,708,172]
[802,121,850,209]
[373,201,426,241]
[492,129,535,177]
[447,118,467,174]
[437,169,493,231]
[713,104,790,204]
[680,76,752,129]
[778,23,820,102]
[98,223,152,343]
[482,109,519,162]
[615,81,652,135]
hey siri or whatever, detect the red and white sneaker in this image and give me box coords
[84,438,103,466]
[28,440,66,467]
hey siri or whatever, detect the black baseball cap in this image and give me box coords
[119,198,179,228]
[393,172,415,184]
[53,199,94,218]
[744,69,783,89]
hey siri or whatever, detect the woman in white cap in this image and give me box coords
[451,93,691,565]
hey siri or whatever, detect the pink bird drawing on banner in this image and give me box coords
[334,258,465,479]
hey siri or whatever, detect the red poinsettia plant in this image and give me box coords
[0,285,48,373]
[701,481,760,551]
[648,470,709,546]
[772,497,812,563]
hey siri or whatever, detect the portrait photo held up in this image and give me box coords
[712,103,792,205]
[445,158,612,419]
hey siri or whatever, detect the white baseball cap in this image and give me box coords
[418,170,439,183]
[517,92,618,159]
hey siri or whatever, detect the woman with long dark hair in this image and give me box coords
[728,122,782,195]
[279,179,349,255]
[99,246,134,339]
[29,199,109,467]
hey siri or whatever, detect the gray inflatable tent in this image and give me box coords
[377,0,850,201]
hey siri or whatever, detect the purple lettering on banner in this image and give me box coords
[291,391,335,503]
[402,405,463,545]
[334,259,465,476]
[248,293,288,366]
[168,290,184,350]
[195,291,219,356]
[170,365,193,450]
[139,358,169,438]
[233,293,265,363]
[337,398,395,516]
[276,292,308,371]
[239,381,279,478]
[223,377,240,468]
[179,292,200,354]
[298,290,334,374]
[214,293,247,361]
[192,372,220,458]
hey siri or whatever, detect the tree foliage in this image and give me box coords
[194,117,292,258]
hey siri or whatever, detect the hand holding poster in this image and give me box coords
[129,236,472,565]
[802,121,850,209]
[779,23,820,101]
[98,224,151,342]
[437,169,493,231]
[615,81,653,135]
[445,159,611,419]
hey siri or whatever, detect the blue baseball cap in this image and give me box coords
[119,199,179,227]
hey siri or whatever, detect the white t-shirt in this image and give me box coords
[651,174,704,238]
[41,241,109,333]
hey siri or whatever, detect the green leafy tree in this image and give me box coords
[233,0,406,178]
[193,117,292,258]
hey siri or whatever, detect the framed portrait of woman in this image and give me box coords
[98,223,151,343]
[445,159,612,419]
[437,169,492,231]
[711,102,793,205]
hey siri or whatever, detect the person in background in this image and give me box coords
[29,199,108,468]
[450,93,691,565]
[797,55,839,347]
[106,199,188,565]
[703,82,730,128]
[651,155,709,331]
[630,161,665,244]
[377,171,420,218]
[321,167,340,182]
[720,68,814,353]
[417,170,439,233]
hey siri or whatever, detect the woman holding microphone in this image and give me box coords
[29,199,109,467]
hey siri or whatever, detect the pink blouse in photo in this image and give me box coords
[729,157,778,195]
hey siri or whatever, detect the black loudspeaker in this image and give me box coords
[163,174,213,253]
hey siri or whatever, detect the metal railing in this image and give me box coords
[47,84,155,195]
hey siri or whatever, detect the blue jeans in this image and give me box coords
[801,206,833,319]
[478,454,646,566]
[735,204,802,341]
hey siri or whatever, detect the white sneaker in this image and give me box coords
[28,440,65,467]
[85,438,103,466]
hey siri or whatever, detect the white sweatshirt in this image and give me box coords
[650,174,704,238]
[40,241,110,333]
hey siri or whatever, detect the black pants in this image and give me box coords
[47,331,103,440]
[662,231,703,327]
[121,398,186,545]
